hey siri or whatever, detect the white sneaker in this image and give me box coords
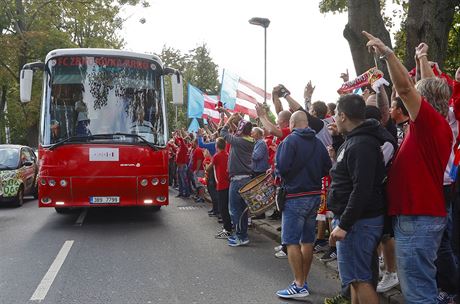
[377,272,399,293]
[274,250,288,259]
[274,245,283,252]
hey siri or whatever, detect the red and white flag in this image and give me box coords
[220,69,271,118]
[202,95,221,123]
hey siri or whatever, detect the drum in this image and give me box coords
[239,173,276,217]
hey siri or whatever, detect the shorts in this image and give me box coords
[333,215,384,286]
[381,214,394,240]
[281,195,321,245]
[193,170,205,188]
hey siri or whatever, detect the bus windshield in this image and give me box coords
[42,55,165,146]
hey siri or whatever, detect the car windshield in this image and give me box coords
[42,55,166,146]
[0,148,19,169]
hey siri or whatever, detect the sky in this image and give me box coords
[119,0,397,107]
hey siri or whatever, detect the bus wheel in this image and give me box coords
[151,206,161,212]
[55,207,72,214]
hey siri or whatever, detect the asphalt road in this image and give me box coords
[0,190,340,304]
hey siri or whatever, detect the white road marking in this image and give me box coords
[74,208,88,226]
[30,240,74,302]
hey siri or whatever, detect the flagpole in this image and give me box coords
[264,26,267,105]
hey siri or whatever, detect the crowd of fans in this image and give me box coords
[166,32,459,304]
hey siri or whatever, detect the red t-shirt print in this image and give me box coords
[387,99,453,216]
[212,150,230,191]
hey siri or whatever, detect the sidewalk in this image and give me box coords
[198,189,404,303]
[251,213,405,304]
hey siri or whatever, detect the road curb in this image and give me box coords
[201,192,403,303]
[251,217,404,304]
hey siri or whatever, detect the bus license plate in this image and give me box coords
[90,196,120,204]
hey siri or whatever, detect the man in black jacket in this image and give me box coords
[328,94,385,304]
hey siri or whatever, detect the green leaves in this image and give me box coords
[0,0,150,144]
[159,44,220,132]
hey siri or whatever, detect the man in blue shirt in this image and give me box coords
[251,127,269,177]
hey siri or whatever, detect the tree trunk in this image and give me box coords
[16,0,27,75]
[344,0,393,77]
[0,86,7,143]
[405,0,458,71]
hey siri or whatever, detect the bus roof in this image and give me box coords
[45,48,163,66]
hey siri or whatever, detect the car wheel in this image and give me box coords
[55,207,72,214]
[15,187,24,207]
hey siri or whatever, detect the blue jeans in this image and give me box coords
[333,216,383,286]
[177,165,190,196]
[281,196,321,245]
[229,177,251,240]
[436,204,459,294]
[394,215,447,304]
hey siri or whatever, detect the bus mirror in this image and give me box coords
[20,69,33,103]
[171,73,183,105]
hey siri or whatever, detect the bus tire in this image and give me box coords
[55,207,72,214]
[151,206,161,212]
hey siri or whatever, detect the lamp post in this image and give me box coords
[249,17,270,105]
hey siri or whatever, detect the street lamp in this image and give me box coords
[249,17,270,105]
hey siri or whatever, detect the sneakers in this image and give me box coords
[274,250,288,259]
[320,247,337,262]
[324,294,351,304]
[227,235,249,247]
[313,239,329,253]
[377,271,399,293]
[276,282,309,299]
[274,245,283,252]
[215,229,232,239]
[436,291,456,304]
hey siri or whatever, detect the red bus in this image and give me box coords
[20,49,183,213]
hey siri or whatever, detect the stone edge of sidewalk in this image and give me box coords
[251,218,405,304]
[201,191,404,303]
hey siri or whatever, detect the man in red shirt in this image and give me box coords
[364,32,452,304]
[175,135,190,198]
[191,139,205,203]
[211,137,232,238]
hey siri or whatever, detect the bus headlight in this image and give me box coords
[60,180,67,187]
[160,178,167,185]
[40,179,47,186]
[151,178,159,186]
[48,179,56,187]
[140,179,148,187]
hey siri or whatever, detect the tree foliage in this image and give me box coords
[319,0,460,80]
[0,0,148,145]
[159,44,220,134]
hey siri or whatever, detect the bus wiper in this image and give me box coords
[111,133,162,151]
[48,135,94,150]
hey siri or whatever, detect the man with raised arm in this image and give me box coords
[363,32,452,304]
